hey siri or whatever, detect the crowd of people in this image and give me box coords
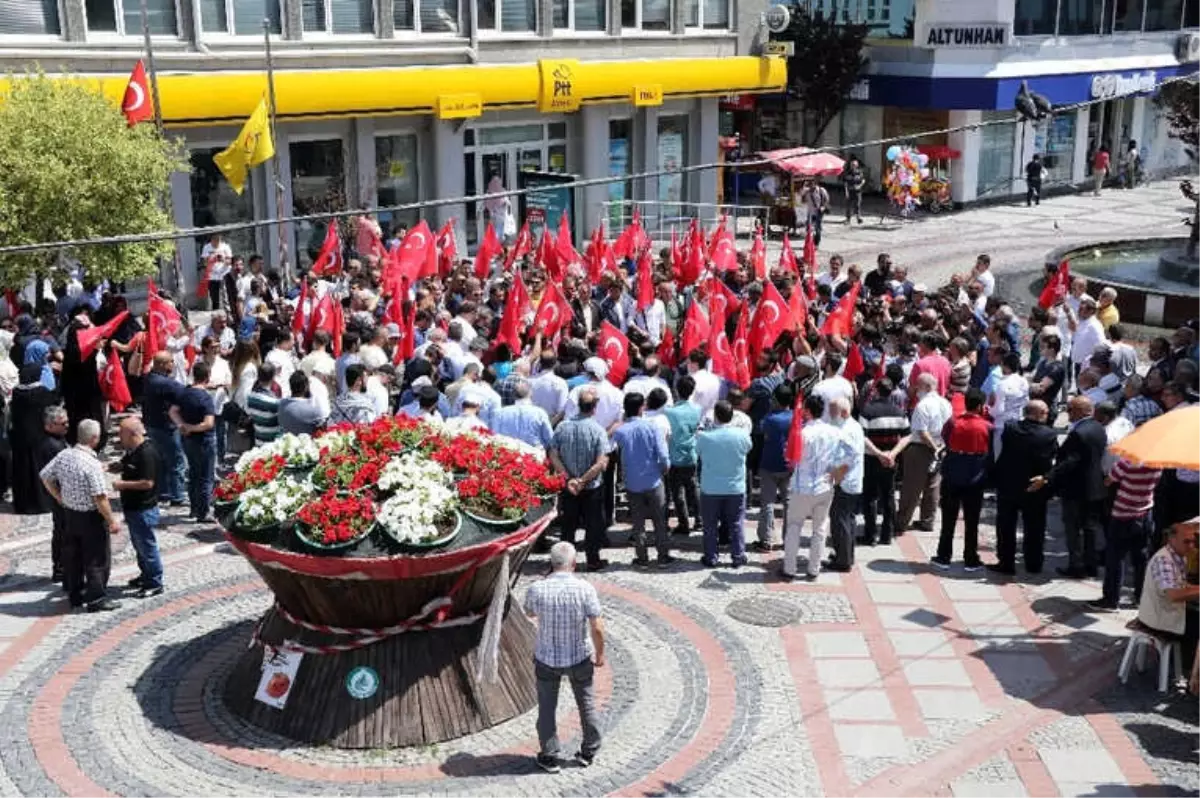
[0,219,1196,680]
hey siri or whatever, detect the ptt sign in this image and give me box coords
[538,60,582,113]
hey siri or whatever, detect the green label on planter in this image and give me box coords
[345,666,379,700]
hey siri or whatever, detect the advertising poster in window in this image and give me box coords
[658,132,684,204]
[608,138,629,229]
[517,171,577,242]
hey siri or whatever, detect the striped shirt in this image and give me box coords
[246,387,281,446]
[523,572,602,668]
[1109,459,1162,519]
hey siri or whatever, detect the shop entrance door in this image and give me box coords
[465,123,568,245]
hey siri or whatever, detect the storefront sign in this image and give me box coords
[518,171,577,242]
[436,93,482,120]
[1090,71,1157,99]
[847,78,870,102]
[917,22,1010,48]
[763,41,794,57]
[538,59,581,113]
[633,85,663,106]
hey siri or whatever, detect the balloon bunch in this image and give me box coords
[883,146,930,213]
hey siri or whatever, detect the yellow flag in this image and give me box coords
[213,97,275,195]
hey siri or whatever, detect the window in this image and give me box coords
[1057,0,1105,34]
[376,134,420,234]
[553,0,604,29]
[199,0,282,34]
[85,0,178,34]
[608,119,633,229]
[621,0,670,29]
[477,0,536,31]
[1111,0,1145,31]
[657,115,688,208]
[686,0,729,27]
[1014,0,1057,34]
[301,0,375,33]
[394,0,460,31]
[977,112,1015,198]
[0,0,61,34]
[1036,114,1075,185]
[290,139,346,267]
[1144,0,1183,29]
[464,122,567,244]
[190,148,256,259]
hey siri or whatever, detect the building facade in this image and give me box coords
[821,0,1198,204]
[0,0,784,289]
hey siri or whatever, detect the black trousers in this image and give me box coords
[50,504,66,577]
[829,489,859,568]
[995,492,1048,573]
[666,465,699,534]
[62,508,111,607]
[1062,497,1103,574]
[602,452,619,529]
[936,483,983,564]
[208,280,224,311]
[861,459,896,544]
[557,486,607,565]
[1026,180,1042,205]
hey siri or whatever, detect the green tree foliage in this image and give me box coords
[0,69,188,288]
[1153,76,1199,161]
[775,4,869,145]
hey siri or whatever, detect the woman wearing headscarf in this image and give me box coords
[10,363,60,514]
[11,314,38,368]
[22,339,56,391]
[60,311,105,446]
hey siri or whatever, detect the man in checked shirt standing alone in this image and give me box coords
[524,541,606,773]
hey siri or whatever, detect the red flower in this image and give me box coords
[296,491,376,545]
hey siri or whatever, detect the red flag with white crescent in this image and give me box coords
[474,222,503,281]
[779,232,799,276]
[121,60,154,127]
[785,394,805,467]
[98,344,133,412]
[291,279,308,347]
[505,220,533,270]
[843,341,865,382]
[598,321,630,386]
[310,223,343,277]
[820,281,859,337]
[1038,259,1071,309]
[749,279,788,362]
[731,304,751,389]
[679,300,710,360]
[656,326,677,370]
[435,219,457,279]
[531,279,573,340]
[76,310,130,362]
[749,227,767,282]
[497,271,530,353]
[635,248,654,311]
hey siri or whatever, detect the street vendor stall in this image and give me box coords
[216,417,562,748]
[916,144,960,213]
[756,147,846,232]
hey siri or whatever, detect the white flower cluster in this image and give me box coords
[235,433,322,473]
[316,429,357,457]
[377,456,457,543]
[236,478,312,529]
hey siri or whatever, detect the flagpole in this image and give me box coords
[139,0,185,300]
[263,19,292,290]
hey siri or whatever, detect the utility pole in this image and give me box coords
[264,19,292,288]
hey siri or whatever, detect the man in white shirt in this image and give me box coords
[359,326,390,371]
[685,350,721,422]
[812,353,855,420]
[816,254,845,292]
[530,353,569,425]
[265,334,298,398]
[200,234,233,312]
[564,359,624,435]
[366,364,395,417]
[972,254,995,298]
[309,360,334,420]
[193,310,236,357]
[897,374,952,533]
[299,330,336,379]
[641,292,667,348]
[989,351,1029,458]
[1069,296,1106,377]
[623,356,672,409]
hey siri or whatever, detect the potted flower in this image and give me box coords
[311,451,387,494]
[376,462,460,549]
[356,415,432,458]
[214,454,286,515]
[294,491,376,552]
[275,433,322,473]
[315,427,358,458]
[233,478,312,542]
[430,433,490,474]
[456,471,537,530]
[377,452,449,498]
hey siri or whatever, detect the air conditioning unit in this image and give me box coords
[1177,32,1200,63]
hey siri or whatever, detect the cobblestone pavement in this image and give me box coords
[2,183,1197,797]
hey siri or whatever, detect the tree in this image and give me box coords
[0,69,188,288]
[1154,75,1199,160]
[774,4,869,146]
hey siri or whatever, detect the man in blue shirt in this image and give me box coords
[612,393,673,568]
[491,379,554,452]
[754,384,794,553]
[142,352,187,506]
[696,401,754,568]
[663,375,701,537]
[170,361,218,524]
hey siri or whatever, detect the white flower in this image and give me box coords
[377,463,457,544]
[236,478,312,529]
[377,452,451,495]
[235,433,321,473]
[316,429,357,457]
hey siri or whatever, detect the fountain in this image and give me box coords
[1046,236,1198,329]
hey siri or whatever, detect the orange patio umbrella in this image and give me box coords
[1108,406,1200,470]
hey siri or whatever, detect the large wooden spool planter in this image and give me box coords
[221,512,553,749]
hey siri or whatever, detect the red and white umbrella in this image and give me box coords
[758,147,846,177]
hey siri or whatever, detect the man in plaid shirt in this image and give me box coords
[1119,375,1162,428]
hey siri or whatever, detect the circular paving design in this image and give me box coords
[725,595,804,627]
[0,519,775,796]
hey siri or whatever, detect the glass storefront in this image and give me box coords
[190,147,257,261]
[977,111,1015,199]
[1036,113,1076,186]
[375,133,420,237]
[657,115,688,212]
[463,122,568,245]
[608,119,633,229]
[290,139,346,267]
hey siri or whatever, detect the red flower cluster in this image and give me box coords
[355,414,430,457]
[315,452,387,493]
[215,455,286,503]
[296,491,376,545]
[452,440,564,519]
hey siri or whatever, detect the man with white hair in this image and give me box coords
[1096,286,1120,332]
[523,540,605,773]
[565,358,624,526]
[40,419,122,612]
[897,373,952,533]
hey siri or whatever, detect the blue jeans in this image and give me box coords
[147,426,187,503]
[182,433,216,520]
[701,493,746,565]
[125,507,163,588]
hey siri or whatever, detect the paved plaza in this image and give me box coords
[0,183,1196,797]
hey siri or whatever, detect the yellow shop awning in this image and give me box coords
[45,55,785,127]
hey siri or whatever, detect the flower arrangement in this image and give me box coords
[376,468,458,545]
[457,470,537,521]
[356,415,433,458]
[235,478,312,531]
[315,427,358,457]
[378,452,452,496]
[295,491,376,547]
[313,451,387,494]
[235,433,321,473]
[215,454,286,504]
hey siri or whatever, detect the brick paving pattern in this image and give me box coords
[0,183,1195,796]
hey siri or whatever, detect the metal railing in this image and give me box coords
[599,200,770,245]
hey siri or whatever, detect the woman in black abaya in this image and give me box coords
[10,364,60,514]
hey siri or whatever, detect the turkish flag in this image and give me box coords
[1038,259,1071,309]
[531,280,573,340]
[779,232,799,276]
[705,276,740,324]
[843,341,865,382]
[802,223,817,270]
[680,223,705,287]
[497,271,530,353]
[788,286,809,332]
[669,228,684,283]
[598,321,630,386]
[98,345,133,412]
[435,219,457,279]
[749,227,767,282]
[706,215,728,257]
[396,220,437,280]
[657,326,677,370]
[121,60,154,127]
[555,213,577,267]
[820,281,860,337]
[76,310,130,362]
[709,226,738,273]
[394,302,416,364]
[750,280,789,362]
[635,248,654,311]
[310,223,343,277]
[537,228,562,282]
[474,222,503,280]
[612,211,647,262]
[330,298,345,358]
[505,220,533,270]
[731,304,751,389]
[679,300,710,360]
[307,294,337,341]
[291,279,309,347]
[585,226,606,286]
[785,394,805,467]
